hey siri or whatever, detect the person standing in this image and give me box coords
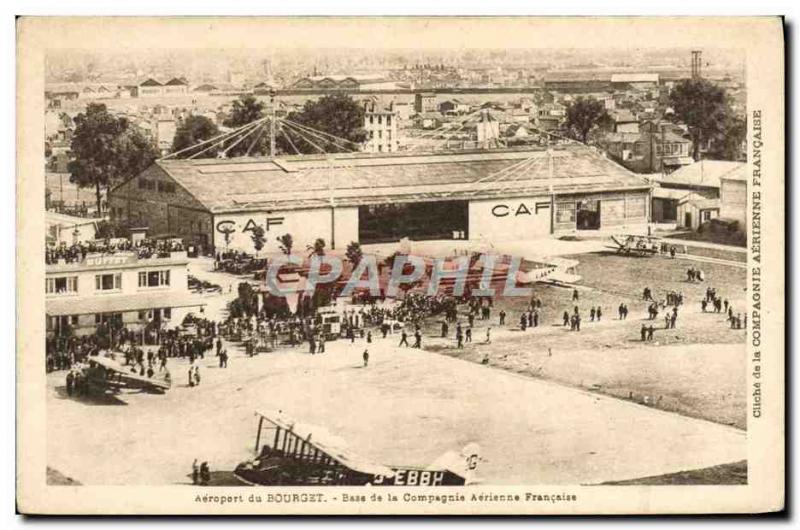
[200,462,210,485]
[596,307,602,321]
[499,310,506,326]
[590,307,596,322]
[220,349,228,368]
[465,326,472,343]
[399,330,409,347]
[563,311,570,327]
[362,349,369,367]
[192,459,199,485]
[641,324,647,342]
[485,327,492,344]
[366,331,372,344]
[413,330,422,349]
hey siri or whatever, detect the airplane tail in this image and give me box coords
[428,443,482,485]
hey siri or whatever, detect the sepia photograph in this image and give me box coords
[15,15,785,515]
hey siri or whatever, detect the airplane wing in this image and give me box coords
[88,354,171,390]
[256,409,395,477]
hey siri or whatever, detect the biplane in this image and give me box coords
[82,354,171,394]
[607,234,662,256]
[233,410,481,486]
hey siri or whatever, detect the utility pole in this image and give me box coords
[691,50,702,80]
[269,89,276,158]
[548,144,555,235]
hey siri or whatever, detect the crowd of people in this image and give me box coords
[45,238,185,265]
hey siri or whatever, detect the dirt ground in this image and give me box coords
[46,250,748,486]
[47,335,746,486]
[423,251,748,429]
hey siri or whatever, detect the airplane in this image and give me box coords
[233,409,481,486]
[607,234,662,256]
[81,353,171,394]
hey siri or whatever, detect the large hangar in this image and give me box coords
[108,146,652,254]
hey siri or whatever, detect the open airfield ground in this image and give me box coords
[47,244,748,486]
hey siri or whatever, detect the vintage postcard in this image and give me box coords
[16,16,784,515]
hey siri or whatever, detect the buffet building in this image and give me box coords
[108,146,652,254]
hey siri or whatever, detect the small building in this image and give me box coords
[413,112,442,130]
[660,160,745,199]
[414,92,437,114]
[612,110,639,133]
[46,212,99,245]
[719,164,748,228]
[677,193,720,230]
[439,99,469,115]
[603,125,693,174]
[45,250,204,338]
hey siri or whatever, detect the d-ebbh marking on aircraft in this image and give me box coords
[233,410,482,486]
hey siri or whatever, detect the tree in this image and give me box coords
[562,98,612,144]
[707,114,747,161]
[279,94,368,154]
[277,233,294,255]
[171,115,220,155]
[250,226,266,257]
[307,238,326,257]
[668,79,732,161]
[223,95,267,157]
[68,103,157,214]
[345,241,364,268]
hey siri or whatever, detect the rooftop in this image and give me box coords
[118,146,651,213]
[661,160,746,189]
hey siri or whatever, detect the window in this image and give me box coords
[138,310,147,320]
[96,312,123,325]
[95,273,122,291]
[702,210,712,221]
[70,315,78,326]
[47,276,78,294]
[387,116,392,126]
[138,269,170,288]
[157,181,176,193]
[163,307,172,320]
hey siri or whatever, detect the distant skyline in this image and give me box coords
[46,47,744,84]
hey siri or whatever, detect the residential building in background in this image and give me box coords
[363,101,401,153]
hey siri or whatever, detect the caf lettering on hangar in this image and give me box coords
[491,202,551,217]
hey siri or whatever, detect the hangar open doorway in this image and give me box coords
[576,199,601,230]
[358,200,469,244]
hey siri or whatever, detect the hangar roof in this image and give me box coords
[136,146,651,214]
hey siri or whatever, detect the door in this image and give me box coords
[684,212,692,229]
[576,199,601,230]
